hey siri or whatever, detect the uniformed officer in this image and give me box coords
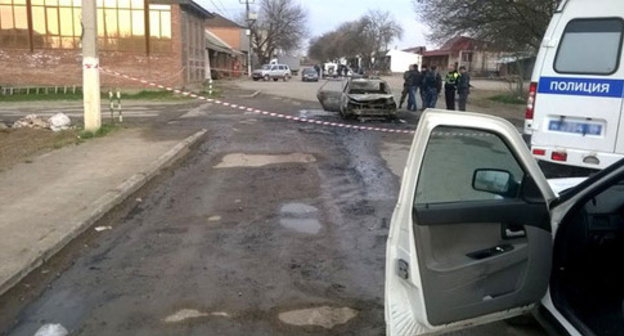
[444,65,459,110]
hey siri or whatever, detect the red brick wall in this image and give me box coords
[208,27,242,50]
[0,4,187,89]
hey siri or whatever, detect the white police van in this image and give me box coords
[524,0,624,171]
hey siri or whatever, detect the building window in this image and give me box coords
[148,3,171,53]
[0,0,172,53]
[97,0,146,52]
[30,0,81,49]
[0,0,30,48]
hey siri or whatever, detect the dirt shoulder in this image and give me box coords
[0,128,80,172]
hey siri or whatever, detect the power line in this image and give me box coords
[209,0,226,16]
[215,0,234,18]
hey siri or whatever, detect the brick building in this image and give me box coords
[0,0,213,88]
[205,13,248,78]
[419,37,501,76]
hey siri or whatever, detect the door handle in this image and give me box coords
[505,228,526,238]
[502,223,526,239]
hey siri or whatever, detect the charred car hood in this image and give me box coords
[347,94,394,101]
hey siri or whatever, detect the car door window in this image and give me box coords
[415,126,525,205]
[271,66,277,71]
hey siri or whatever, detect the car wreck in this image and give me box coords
[317,77,397,120]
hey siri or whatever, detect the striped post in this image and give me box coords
[116,90,122,123]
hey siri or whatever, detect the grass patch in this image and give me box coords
[78,123,120,140]
[0,92,83,102]
[489,94,526,105]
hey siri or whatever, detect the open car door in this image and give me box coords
[316,80,346,112]
[385,110,557,335]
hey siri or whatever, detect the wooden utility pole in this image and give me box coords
[240,0,255,77]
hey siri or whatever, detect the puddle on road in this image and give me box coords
[279,203,322,234]
[281,202,318,215]
[214,153,316,168]
[278,306,358,329]
[280,218,321,234]
[298,109,337,119]
[380,141,410,178]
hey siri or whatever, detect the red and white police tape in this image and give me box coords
[99,67,415,135]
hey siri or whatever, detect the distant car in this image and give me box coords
[317,77,397,119]
[252,64,292,82]
[301,68,319,82]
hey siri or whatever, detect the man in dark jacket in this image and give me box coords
[424,66,441,109]
[457,66,471,111]
[419,65,429,110]
[406,64,420,111]
[398,65,411,109]
[444,65,459,110]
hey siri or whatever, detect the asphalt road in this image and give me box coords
[0,88,545,335]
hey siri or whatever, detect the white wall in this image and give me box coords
[387,50,422,73]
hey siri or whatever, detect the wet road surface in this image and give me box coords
[0,93,545,335]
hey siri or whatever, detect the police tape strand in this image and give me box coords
[100,67,416,135]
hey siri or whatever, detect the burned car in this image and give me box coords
[317,77,397,119]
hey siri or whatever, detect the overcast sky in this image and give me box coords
[196,0,430,50]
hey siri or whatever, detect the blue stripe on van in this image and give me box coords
[538,77,624,98]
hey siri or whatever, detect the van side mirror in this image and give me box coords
[472,169,512,195]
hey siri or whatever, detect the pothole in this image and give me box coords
[278,306,358,329]
[279,203,321,234]
[281,203,318,215]
[214,153,316,168]
[164,309,207,322]
[163,309,230,323]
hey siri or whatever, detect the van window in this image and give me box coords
[279,65,286,70]
[555,19,624,75]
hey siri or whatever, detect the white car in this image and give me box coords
[385,109,623,335]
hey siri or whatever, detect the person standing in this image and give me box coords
[444,65,459,110]
[419,65,429,110]
[433,66,442,108]
[398,65,411,109]
[407,64,420,111]
[424,65,440,109]
[457,66,471,111]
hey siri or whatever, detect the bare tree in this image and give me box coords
[414,0,558,52]
[250,0,309,65]
[307,10,403,68]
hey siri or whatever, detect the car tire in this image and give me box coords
[263,75,270,81]
[284,75,290,82]
[273,78,279,82]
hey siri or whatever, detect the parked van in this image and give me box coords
[524,0,624,171]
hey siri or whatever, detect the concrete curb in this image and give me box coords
[0,129,208,297]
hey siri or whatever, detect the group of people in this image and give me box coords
[399,64,471,112]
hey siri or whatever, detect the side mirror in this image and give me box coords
[472,169,512,195]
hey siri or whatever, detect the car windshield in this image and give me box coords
[303,69,315,74]
[261,65,271,70]
[348,81,389,94]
